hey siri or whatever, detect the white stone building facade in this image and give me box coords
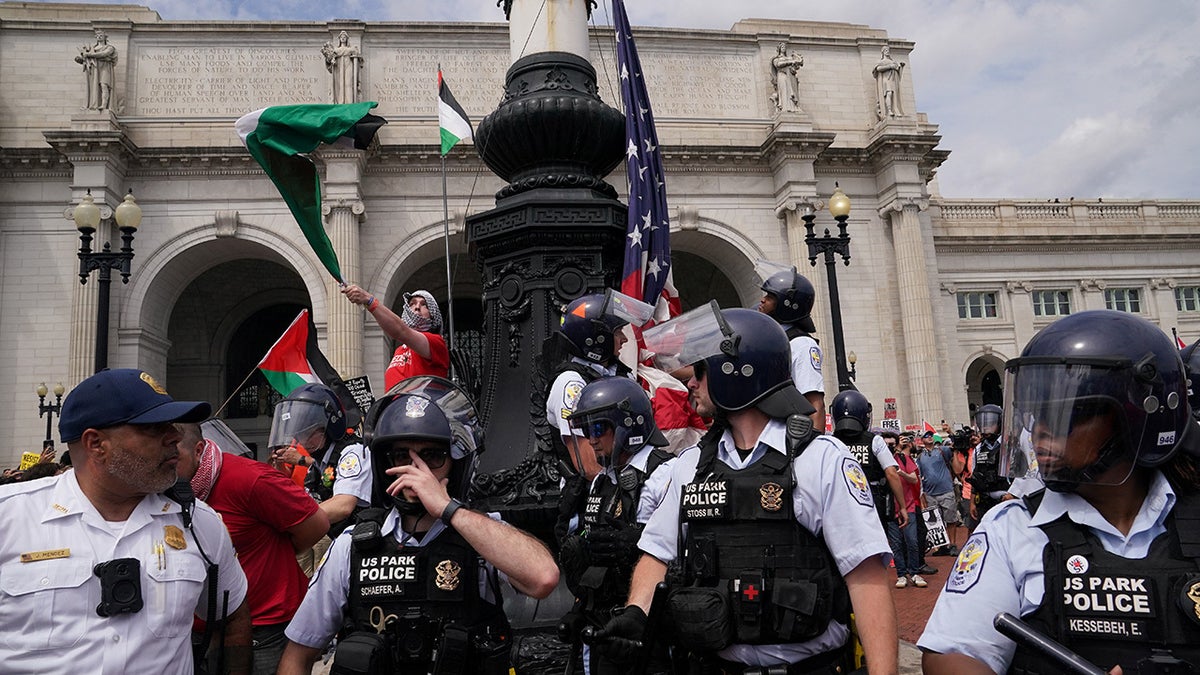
[1,2,1197,465]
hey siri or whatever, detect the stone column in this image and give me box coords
[1151,277,1179,333]
[883,198,941,424]
[316,147,369,379]
[505,0,590,62]
[1006,281,1036,350]
[322,198,365,378]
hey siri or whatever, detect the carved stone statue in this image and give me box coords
[74,29,118,111]
[873,45,905,119]
[770,43,804,113]
[321,31,362,104]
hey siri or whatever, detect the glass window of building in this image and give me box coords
[1176,286,1200,313]
[1032,289,1071,317]
[957,291,998,319]
[1104,287,1142,313]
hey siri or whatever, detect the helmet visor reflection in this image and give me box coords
[643,300,730,372]
[267,399,330,450]
[1001,359,1145,487]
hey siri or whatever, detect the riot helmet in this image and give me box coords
[365,376,482,513]
[974,404,1003,440]
[267,383,348,453]
[760,266,817,332]
[831,390,872,434]
[644,302,815,418]
[1001,310,1200,492]
[1182,339,1200,421]
[567,377,668,466]
[558,290,654,365]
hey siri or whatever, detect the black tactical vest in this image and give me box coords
[674,427,850,647]
[344,515,511,673]
[970,436,1010,496]
[783,326,814,342]
[1008,490,1200,675]
[836,430,885,484]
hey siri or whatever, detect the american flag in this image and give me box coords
[614,0,680,326]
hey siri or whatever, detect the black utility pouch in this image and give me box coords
[667,586,734,651]
[771,579,823,642]
[331,632,392,675]
[731,572,765,644]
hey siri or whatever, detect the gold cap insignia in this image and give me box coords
[760,482,784,512]
[435,559,462,591]
[140,372,168,395]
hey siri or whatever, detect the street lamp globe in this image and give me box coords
[73,190,102,234]
[829,183,851,219]
[114,190,142,232]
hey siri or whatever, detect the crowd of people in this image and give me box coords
[2,269,1199,675]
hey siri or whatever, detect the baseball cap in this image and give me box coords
[922,430,935,439]
[59,369,212,443]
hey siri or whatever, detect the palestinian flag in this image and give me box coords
[235,103,387,282]
[438,70,472,156]
[257,310,363,426]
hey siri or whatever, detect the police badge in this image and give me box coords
[1183,576,1200,624]
[759,482,784,512]
[435,559,462,591]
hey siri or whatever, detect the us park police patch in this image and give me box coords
[946,533,988,594]
[809,346,822,372]
[338,452,362,478]
[841,457,873,507]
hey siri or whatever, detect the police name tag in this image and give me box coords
[681,480,727,520]
[359,554,418,598]
[1061,574,1156,641]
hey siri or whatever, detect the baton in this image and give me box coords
[993,612,1106,675]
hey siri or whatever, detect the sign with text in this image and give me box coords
[18,452,40,470]
[923,506,949,550]
[879,419,901,432]
[883,397,897,419]
[343,376,375,419]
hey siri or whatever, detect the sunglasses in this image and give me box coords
[385,446,450,470]
[582,420,614,440]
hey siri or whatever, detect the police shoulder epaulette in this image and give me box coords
[1022,488,1047,516]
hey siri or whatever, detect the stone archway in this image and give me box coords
[964,352,1008,419]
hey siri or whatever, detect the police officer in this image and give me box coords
[268,383,370,538]
[277,376,559,675]
[594,305,898,673]
[557,376,676,674]
[830,389,909,530]
[545,290,653,481]
[0,369,251,674]
[966,404,1010,524]
[919,310,1200,673]
[758,267,826,429]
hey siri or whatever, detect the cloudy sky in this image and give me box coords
[45,0,1200,199]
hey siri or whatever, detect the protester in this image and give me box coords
[342,283,449,390]
[889,432,926,588]
[593,307,898,673]
[916,431,963,557]
[0,369,250,673]
[920,310,1200,673]
[277,376,558,674]
[177,423,328,674]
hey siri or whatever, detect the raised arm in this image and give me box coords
[342,283,431,359]
[443,507,559,598]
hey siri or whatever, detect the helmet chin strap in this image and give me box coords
[1043,432,1130,493]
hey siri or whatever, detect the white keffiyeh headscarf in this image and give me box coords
[402,290,443,334]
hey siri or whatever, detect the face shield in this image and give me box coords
[1001,356,1147,489]
[642,300,732,373]
[268,399,332,452]
[200,418,254,459]
[975,411,1002,436]
[389,376,482,460]
[601,289,655,328]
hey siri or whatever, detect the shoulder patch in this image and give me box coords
[946,532,988,594]
[562,381,584,417]
[337,452,362,479]
[809,346,822,372]
[841,457,873,507]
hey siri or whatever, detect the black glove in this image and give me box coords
[557,599,587,644]
[585,523,643,568]
[590,605,647,666]
[554,475,589,545]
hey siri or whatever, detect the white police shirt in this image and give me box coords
[545,357,618,438]
[918,471,1175,673]
[330,441,373,507]
[785,332,825,397]
[870,434,900,472]
[285,507,507,649]
[0,471,247,675]
[638,419,891,666]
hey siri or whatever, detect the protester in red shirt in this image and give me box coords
[178,423,330,675]
[342,284,450,391]
[888,432,927,588]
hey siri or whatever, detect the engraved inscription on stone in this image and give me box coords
[635,51,757,119]
[134,47,327,116]
[371,49,510,116]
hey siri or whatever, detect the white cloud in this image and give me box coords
[28,0,1200,198]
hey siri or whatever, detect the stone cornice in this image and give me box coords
[935,233,1200,256]
[43,130,139,170]
[0,148,72,178]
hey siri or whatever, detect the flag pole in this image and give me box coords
[212,367,259,419]
[439,63,457,363]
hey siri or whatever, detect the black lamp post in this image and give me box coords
[72,189,141,372]
[36,381,65,449]
[804,183,855,391]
